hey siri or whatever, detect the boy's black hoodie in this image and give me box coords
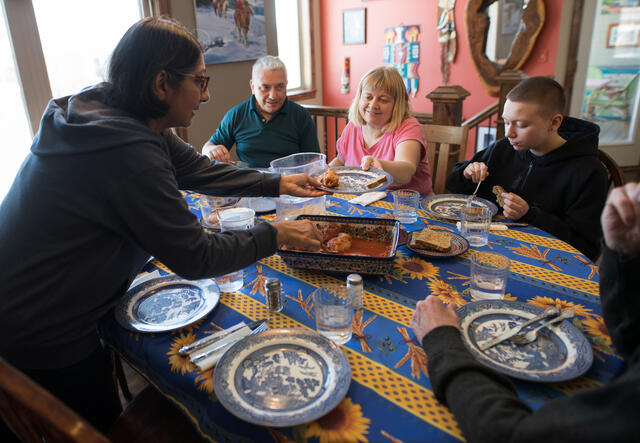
[446,117,608,260]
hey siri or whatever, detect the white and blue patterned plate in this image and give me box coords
[457,300,593,382]
[115,276,220,333]
[316,166,393,194]
[214,328,351,427]
[420,193,498,221]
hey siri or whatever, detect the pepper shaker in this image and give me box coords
[347,273,364,310]
[265,277,283,313]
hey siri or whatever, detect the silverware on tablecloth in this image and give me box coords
[190,321,268,364]
[512,310,575,345]
[478,307,560,351]
[178,318,269,355]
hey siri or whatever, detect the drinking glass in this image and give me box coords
[216,207,255,292]
[312,285,353,345]
[470,252,510,300]
[460,206,491,247]
[393,190,420,224]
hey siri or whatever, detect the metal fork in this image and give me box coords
[512,310,575,345]
[466,180,483,207]
[190,322,267,364]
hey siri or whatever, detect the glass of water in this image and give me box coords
[312,285,353,345]
[470,252,510,300]
[216,207,255,292]
[460,206,491,247]
[392,190,420,224]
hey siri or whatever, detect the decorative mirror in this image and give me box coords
[465,0,545,96]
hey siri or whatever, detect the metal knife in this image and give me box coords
[178,318,268,355]
[492,222,529,227]
[190,321,267,364]
[478,307,560,351]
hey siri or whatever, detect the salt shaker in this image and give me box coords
[347,273,364,310]
[265,277,283,313]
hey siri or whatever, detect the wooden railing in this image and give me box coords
[461,102,500,155]
[304,105,348,161]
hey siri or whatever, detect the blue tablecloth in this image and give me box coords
[98,191,622,443]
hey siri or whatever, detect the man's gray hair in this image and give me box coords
[252,55,287,79]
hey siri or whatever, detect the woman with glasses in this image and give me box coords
[0,16,324,436]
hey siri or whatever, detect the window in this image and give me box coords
[0,7,31,200]
[275,0,314,97]
[0,0,143,200]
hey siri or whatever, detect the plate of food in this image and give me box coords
[115,276,220,333]
[406,227,469,258]
[420,194,498,221]
[316,166,393,194]
[214,328,351,427]
[456,300,593,382]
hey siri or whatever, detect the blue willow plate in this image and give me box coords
[420,193,498,221]
[406,229,469,258]
[316,166,393,194]
[457,300,593,382]
[115,276,220,333]
[214,328,351,427]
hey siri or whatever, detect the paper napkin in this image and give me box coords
[190,325,251,371]
[128,270,161,290]
[350,191,387,206]
[456,222,509,231]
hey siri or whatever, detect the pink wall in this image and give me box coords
[319,0,563,122]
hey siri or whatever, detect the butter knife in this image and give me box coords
[478,307,560,351]
[190,321,267,364]
[178,318,268,355]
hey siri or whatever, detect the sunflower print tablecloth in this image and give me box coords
[98,192,622,443]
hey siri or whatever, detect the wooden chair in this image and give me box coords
[0,358,206,443]
[422,124,469,195]
[598,149,625,191]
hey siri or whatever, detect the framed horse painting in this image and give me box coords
[194,0,267,64]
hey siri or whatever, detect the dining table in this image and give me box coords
[97,190,623,443]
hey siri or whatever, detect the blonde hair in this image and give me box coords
[348,65,411,132]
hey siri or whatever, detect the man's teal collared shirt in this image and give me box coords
[208,95,320,168]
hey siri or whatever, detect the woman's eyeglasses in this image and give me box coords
[179,73,210,92]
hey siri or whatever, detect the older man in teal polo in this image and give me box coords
[202,55,320,168]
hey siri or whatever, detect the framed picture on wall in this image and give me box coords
[476,126,497,152]
[194,0,267,65]
[343,8,366,45]
[606,23,640,48]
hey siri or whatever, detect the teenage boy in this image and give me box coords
[446,76,608,260]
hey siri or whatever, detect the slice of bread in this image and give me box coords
[492,185,505,207]
[365,175,387,189]
[410,228,451,252]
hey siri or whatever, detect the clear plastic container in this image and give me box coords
[269,153,327,221]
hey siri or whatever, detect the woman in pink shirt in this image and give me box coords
[330,65,434,196]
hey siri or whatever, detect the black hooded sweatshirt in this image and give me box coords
[446,117,608,260]
[0,84,281,370]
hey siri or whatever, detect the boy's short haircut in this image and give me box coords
[506,76,566,117]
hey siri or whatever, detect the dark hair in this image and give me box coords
[107,16,202,119]
[506,76,566,116]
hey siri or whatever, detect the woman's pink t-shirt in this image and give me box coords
[336,117,434,196]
